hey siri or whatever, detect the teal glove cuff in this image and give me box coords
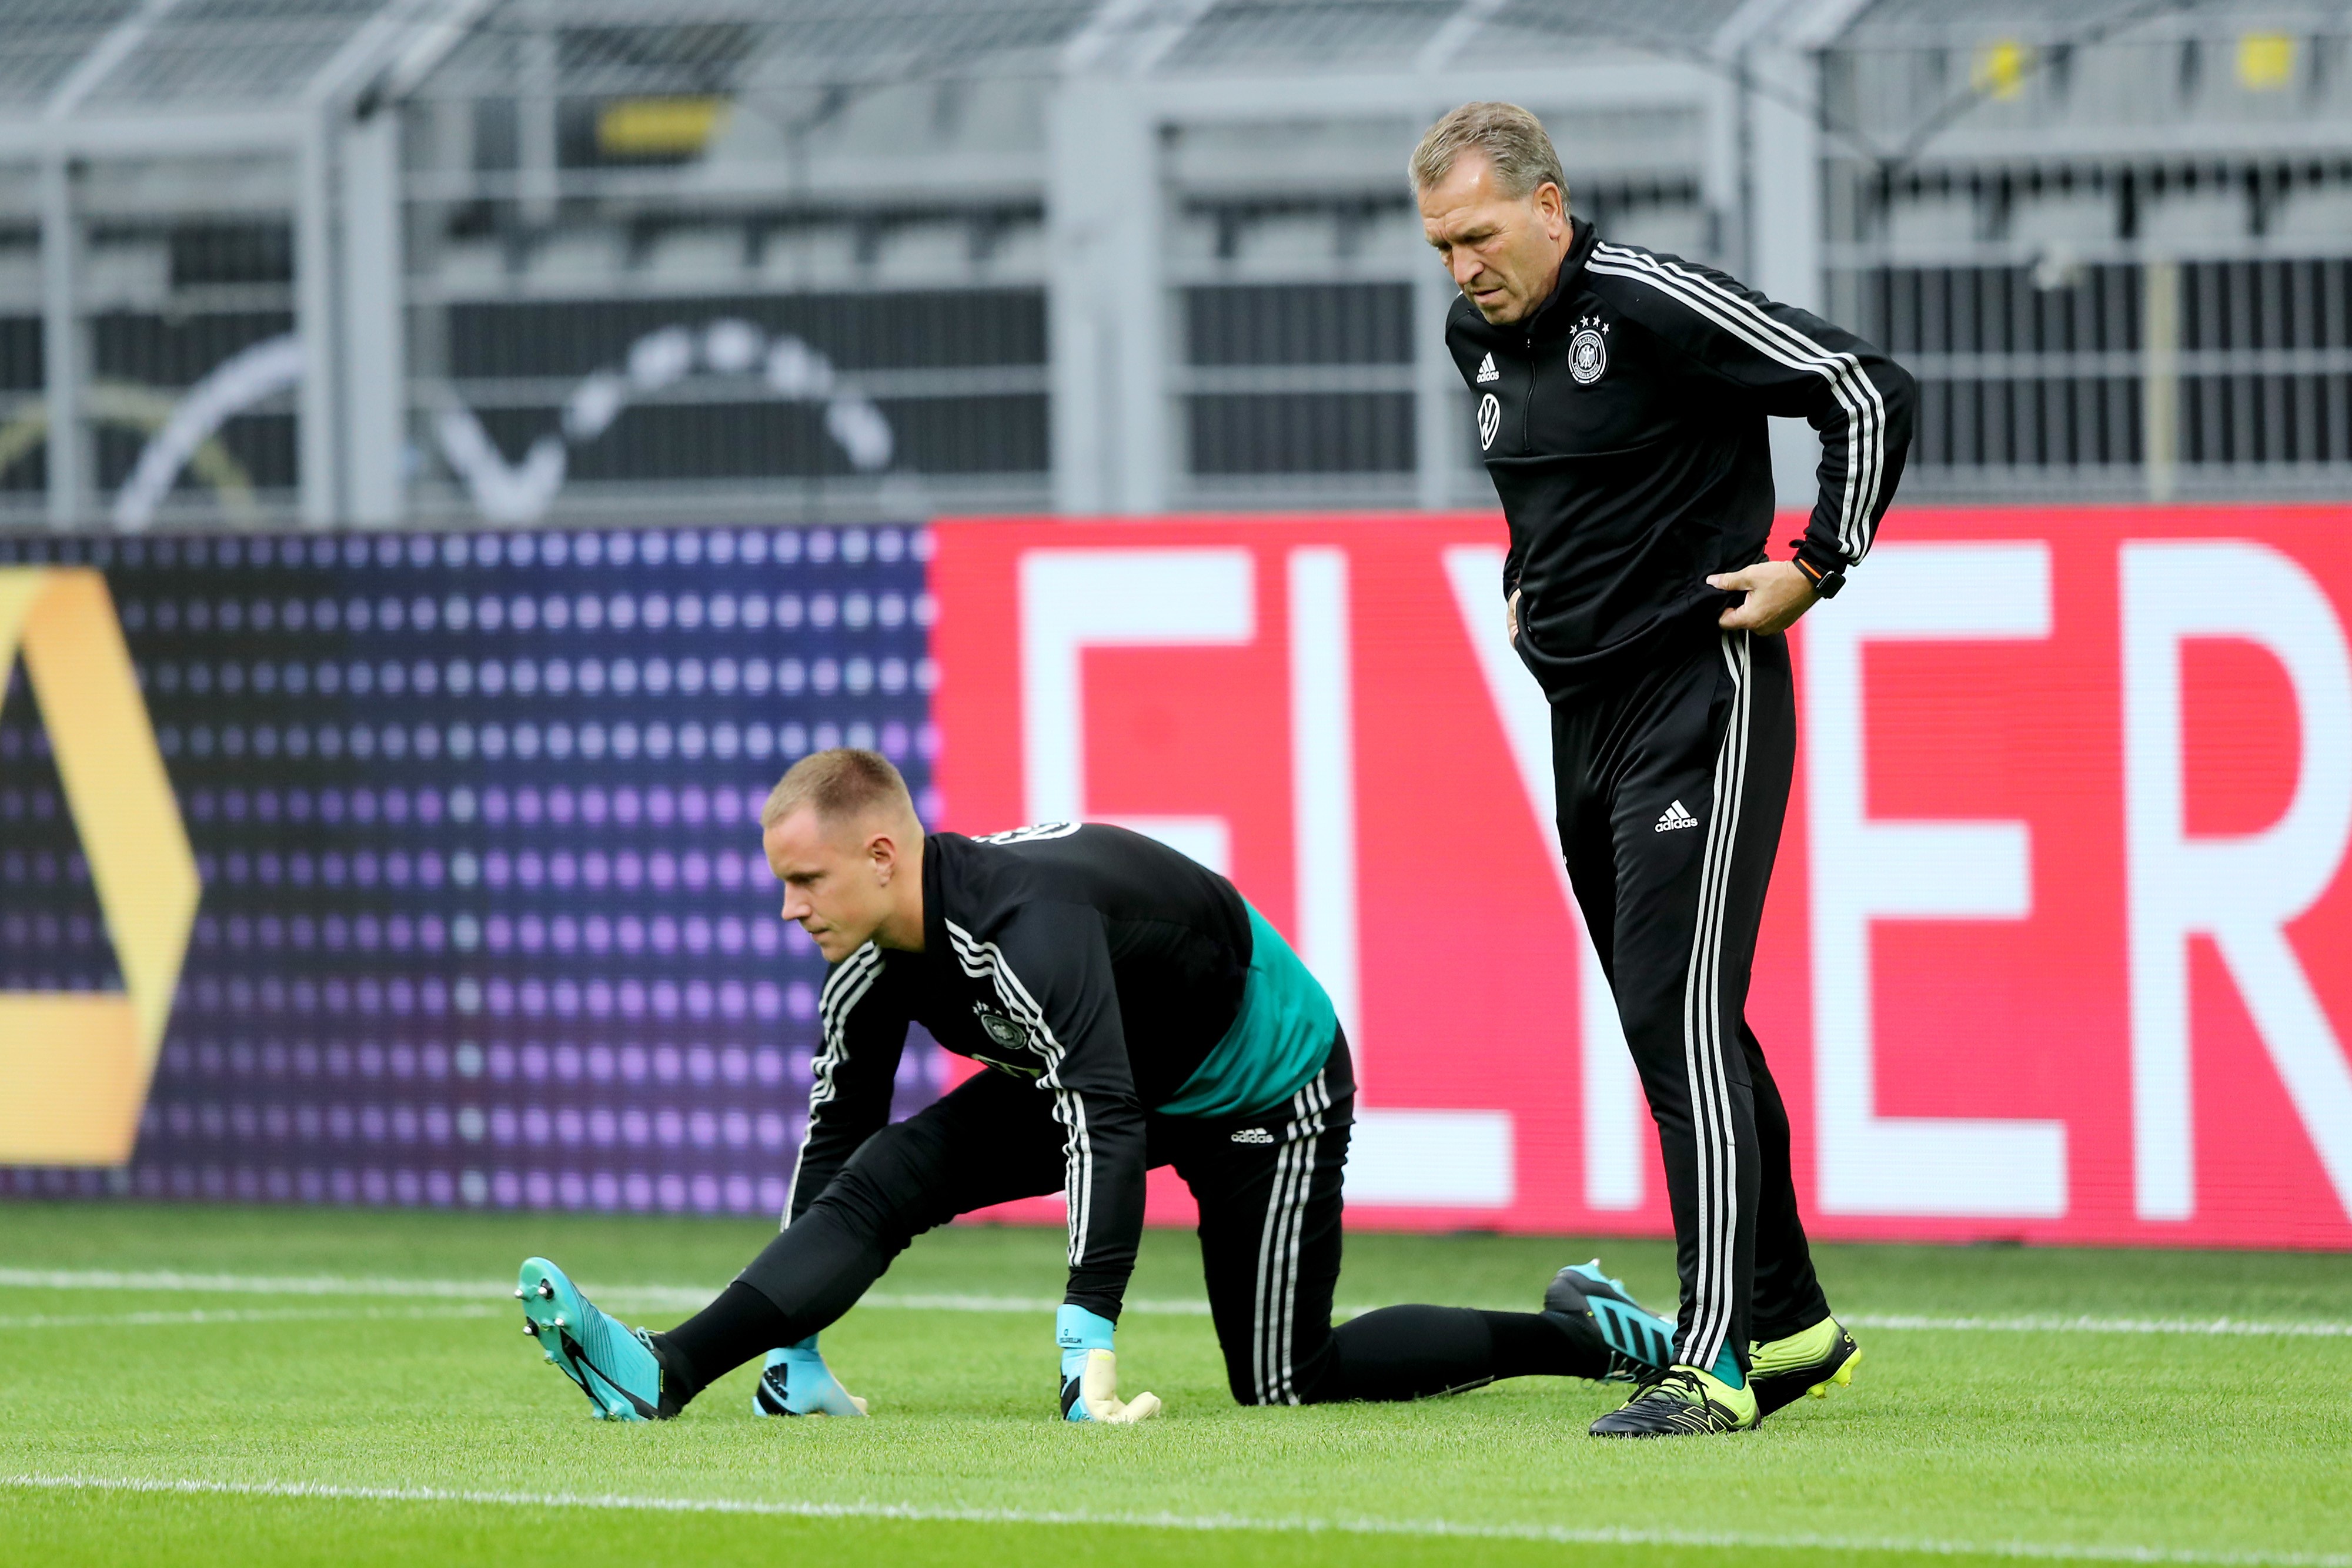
[1057,1304,1115,1419]
[1056,1303,1114,1380]
[765,1333,867,1416]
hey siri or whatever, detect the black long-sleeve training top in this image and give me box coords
[786,823,1258,1320]
[1448,218,1916,704]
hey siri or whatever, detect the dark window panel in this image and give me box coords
[93,413,296,494]
[470,393,1045,481]
[89,311,295,387]
[0,315,41,392]
[445,290,1046,379]
[1856,262,2146,356]
[1184,284,1412,366]
[878,394,1049,474]
[0,436,42,493]
[1188,392,1415,474]
[169,225,294,287]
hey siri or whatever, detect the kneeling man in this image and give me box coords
[516,748,1679,1423]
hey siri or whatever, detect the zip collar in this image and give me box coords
[919,830,949,958]
[1522,218,1598,342]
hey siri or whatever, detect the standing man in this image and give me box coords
[1413,103,1915,1437]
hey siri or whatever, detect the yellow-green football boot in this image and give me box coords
[1749,1316,1862,1419]
[1588,1364,1758,1437]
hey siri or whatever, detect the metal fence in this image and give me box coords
[0,0,2346,531]
[1823,2,2352,501]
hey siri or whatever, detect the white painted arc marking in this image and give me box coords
[2,1475,2342,1566]
[2,1270,2348,1338]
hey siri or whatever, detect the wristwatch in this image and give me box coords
[1792,551,1846,600]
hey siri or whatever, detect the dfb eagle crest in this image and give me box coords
[970,1003,1042,1078]
[1568,313,1610,385]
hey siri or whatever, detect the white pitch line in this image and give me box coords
[2,1270,2347,1339]
[0,1305,507,1331]
[0,1269,1205,1317]
[2,1474,2342,1567]
[1844,1314,2352,1339]
[851,1291,1214,1316]
[0,1268,519,1299]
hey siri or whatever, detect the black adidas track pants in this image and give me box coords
[1552,628,1830,1378]
[726,1032,1610,1407]
[741,1038,1358,1405]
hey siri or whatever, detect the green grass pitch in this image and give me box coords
[1,1204,2346,1567]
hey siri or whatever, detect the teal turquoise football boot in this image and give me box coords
[516,1257,677,1421]
[751,1335,868,1417]
[1543,1259,1681,1380]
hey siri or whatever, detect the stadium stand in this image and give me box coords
[0,0,2342,529]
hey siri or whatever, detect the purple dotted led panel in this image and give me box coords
[0,526,945,1215]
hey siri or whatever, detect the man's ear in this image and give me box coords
[867,827,900,884]
[1535,180,1566,235]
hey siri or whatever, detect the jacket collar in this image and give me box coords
[1522,217,1598,340]
[919,830,948,958]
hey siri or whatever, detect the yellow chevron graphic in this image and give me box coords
[0,568,198,1165]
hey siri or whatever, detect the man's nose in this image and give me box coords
[1451,250,1482,287]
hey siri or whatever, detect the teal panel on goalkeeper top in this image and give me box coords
[1155,902,1337,1121]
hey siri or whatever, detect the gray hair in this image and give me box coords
[1409,101,1569,205]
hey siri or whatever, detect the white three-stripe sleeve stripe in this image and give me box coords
[1600,243,1881,564]
[941,920,1095,1269]
[940,922,1085,1260]
[1588,245,1887,563]
[784,945,883,1225]
[1609,242,1882,561]
[1593,243,1886,563]
[1676,634,1752,1372]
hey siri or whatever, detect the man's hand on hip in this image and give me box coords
[1708,561,1819,635]
[1506,588,1521,642]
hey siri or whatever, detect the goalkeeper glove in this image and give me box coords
[1055,1303,1161,1424]
[751,1333,868,1417]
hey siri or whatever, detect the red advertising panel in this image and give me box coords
[931,509,2352,1248]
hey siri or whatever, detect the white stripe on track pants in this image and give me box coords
[1548,628,1830,1376]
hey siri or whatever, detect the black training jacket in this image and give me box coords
[786,823,1254,1319]
[1447,219,1915,703]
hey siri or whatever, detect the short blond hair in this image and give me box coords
[759,748,914,831]
[1409,101,1568,206]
